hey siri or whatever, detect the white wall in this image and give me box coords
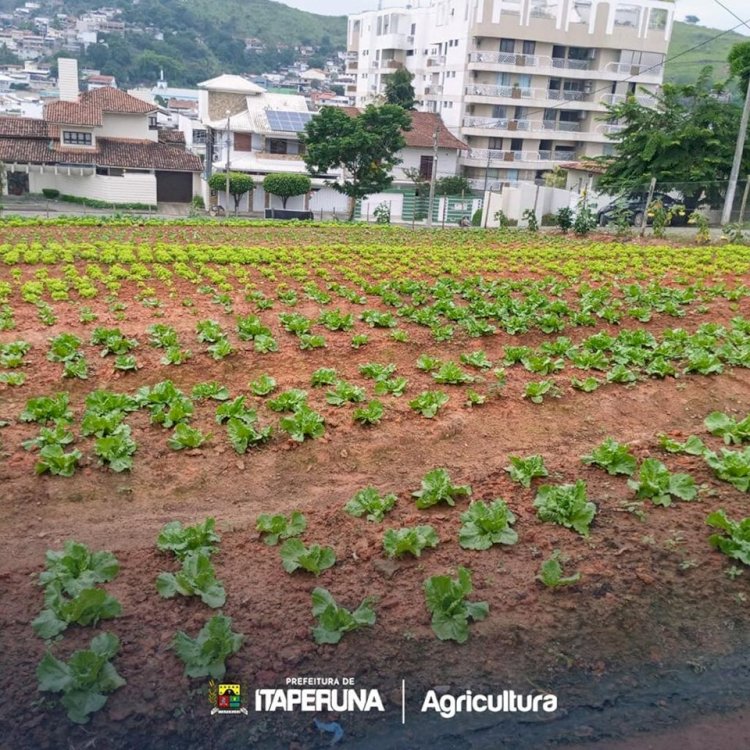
[101,113,155,141]
[359,192,404,222]
[394,146,460,182]
[27,169,157,205]
[481,184,573,226]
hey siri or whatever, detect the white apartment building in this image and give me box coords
[347,0,674,188]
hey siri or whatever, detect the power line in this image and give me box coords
[710,0,750,34]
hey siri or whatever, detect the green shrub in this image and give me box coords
[42,188,60,199]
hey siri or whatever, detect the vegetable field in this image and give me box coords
[1,221,750,749]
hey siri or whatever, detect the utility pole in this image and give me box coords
[722,75,750,226]
[426,120,439,228]
[225,109,231,217]
[640,176,656,238]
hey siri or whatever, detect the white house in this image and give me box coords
[0,59,202,204]
[198,74,347,216]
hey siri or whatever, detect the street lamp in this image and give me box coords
[225,109,231,216]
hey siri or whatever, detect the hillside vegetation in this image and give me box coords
[665,21,747,85]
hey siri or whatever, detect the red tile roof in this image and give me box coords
[44,87,156,126]
[0,116,51,137]
[158,128,186,144]
[0,120,202,172]
[335,107,466,150]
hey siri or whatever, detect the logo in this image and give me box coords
[208,680,248,716]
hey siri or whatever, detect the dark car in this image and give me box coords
[597,192,690,227]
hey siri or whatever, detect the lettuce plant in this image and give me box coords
[37,632,126,724]
[35,444,82,477]
[172,614,244,679]
[409,390,449,418]
[424,567,488,643]
[537,550,581,588]
[280,539,335,575]
[704,412,750,445]
[256,511,307,545]
[412,468,471,509]
[311,588,376,645]
[32,584,122,639]
[703,448,750,492]
[280,406,325,442]
[707,510,750,565]
[345,487,397,522]
[627,458,697,506]
[383,525,439,558]
[534,480,596,536]
[156,552,226,608]
[506,454,548,488]
[459,500,518,550]
[354,400,384,425]
[582,438,637,476]
[157,518,220,559]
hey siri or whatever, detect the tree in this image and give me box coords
[728,41,750,94]
[208,171,254,215]
[384,68,416,110]
[685,15,699,24]
[595,69,749,208]
[435,176,473,196]
[301,104,411,220]
[263,173,311,210]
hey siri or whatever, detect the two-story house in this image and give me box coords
[0,59,202,204]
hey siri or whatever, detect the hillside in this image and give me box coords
[665,21,747,85]
[0,0,347,85]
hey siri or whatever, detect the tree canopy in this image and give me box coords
[595,69,750,208]
[263,173,311,209]
[728,41,750,94]
[301,104,411,220]
[208,171,254,214]
[384,68,416,110]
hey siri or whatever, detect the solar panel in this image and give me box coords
[266,109,313,133]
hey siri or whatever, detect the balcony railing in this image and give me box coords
[382,59,404,69]
[427,54,446,66]
[547,88,590,101]
[464,148,576,163]
[346,51,358,60]
[465,84,536,99]
[604,61,663,77]
[468,51,539,67]
[595,122,625,134]
[462,116,584,133]
[600,92,657,107]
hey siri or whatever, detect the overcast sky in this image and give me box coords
[277,0,750,35]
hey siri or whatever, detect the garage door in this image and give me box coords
[156,171,193,203]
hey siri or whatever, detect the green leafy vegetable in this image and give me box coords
[354,400,384,425]
[32,584,122,639]
[172,614,244,679]
[21,392,72,424]
[36,632,126,724]
[168,423,208,450]
[311,368,338,387]
[344,487,397,522]
[38,541,119,597]
[658,434,707,456]
[412,468,471,509]
[157,518,220,559]
[280,538,336,576]
[627,458,697,507]
[582,438,637,476]
[703,447,750,492]
[706,509,750,565]
[326,380,366,406]
[249,374,277,396]
[94,424,136,472]
[424,567,488,643]
[280,405,325,442]
[155,552,226,608]
[311,588,376,645]
[383,525,439,558]
[458,500,518,550]
[268,389,308,413]
[533,480,596,536]
[409,390,449,418]
[704,412,750,445]
[191,382,230,401]
[537,550,581,588]
[256,511,307,545]
[35,444,82,477]
[505,454,548,488]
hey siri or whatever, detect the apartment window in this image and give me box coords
[522,40,535,55]
[510,138,523,151]
[268,139,287,154]
[193,129,207,144]
[499,38,515,53]
[410,22,416,34]
[62,131,92,146]
[488,137,503,149]
[419,155,434,179]
[148,114,157,129]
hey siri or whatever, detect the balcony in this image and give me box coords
[603,61,664,80]
[465,83,538,100]
[595,122,625,135]
[379,32,408,49]
[600,92,657,107]
[462,148,576,165]
[468,51,539,67]
[427,54,446,66]
[382,59,404,70]
[424,85,441,96]
[346,51,358,60]
[462,116,583,133]
[547,89,591,102]
[347,61,358,71]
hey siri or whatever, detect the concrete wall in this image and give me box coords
[26,169,157,205]
[359,191,405,222]
[394,146,461,182]
[101,113,155,141]
[481,184,573,225]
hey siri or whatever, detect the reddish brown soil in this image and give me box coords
[1,260,750,749]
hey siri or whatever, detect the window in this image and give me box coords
[410,22,416,34]
[269,139,288,154]
[148,115,157,129]
[419,155,434,179]
[499,38,515,53]
[234,133,252,151]
[193,129,207,144]
[510,138,523,151]
[522,40,535,55]
[62,130,92,146]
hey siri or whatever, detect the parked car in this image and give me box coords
[597,192,691,227]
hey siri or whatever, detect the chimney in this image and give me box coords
[57,58,79,102]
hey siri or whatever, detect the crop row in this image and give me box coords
[31,409,750,724]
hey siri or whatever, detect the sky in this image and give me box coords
[275,0,750,35]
